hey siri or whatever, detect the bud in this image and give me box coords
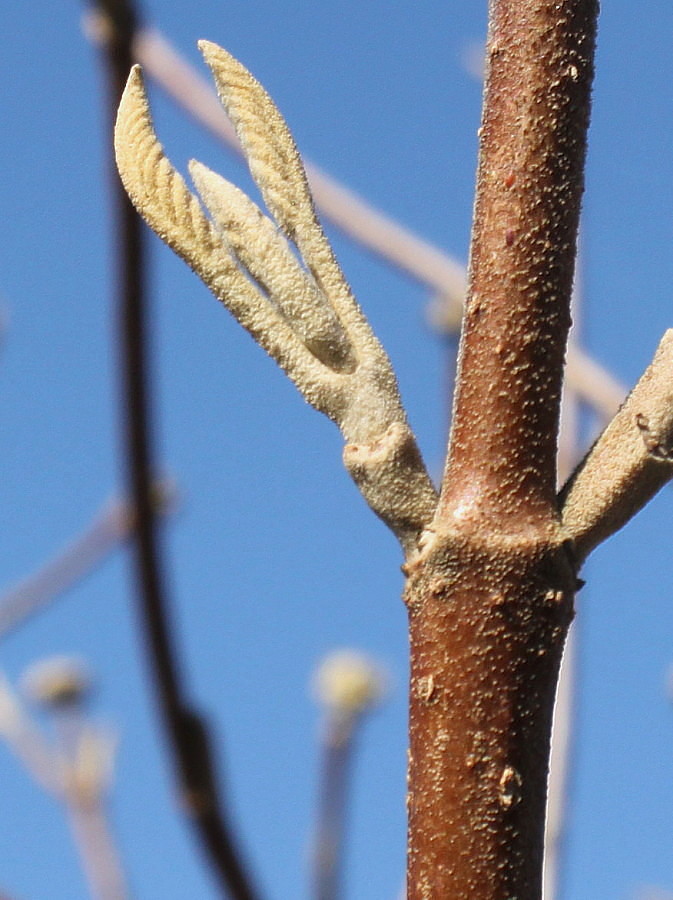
[22,656,93,709]
[313,650,385,716]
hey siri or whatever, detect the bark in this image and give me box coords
[404,0,598,896]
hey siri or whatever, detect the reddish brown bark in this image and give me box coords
[441,0,597,526]
[405,1,598,897]
[405,534,576,897]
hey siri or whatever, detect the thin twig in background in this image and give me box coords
[0,484,175,639]
[22,658,129,900]
[91,2,260,897]
[0,662,129,899]
[544,267,584,900]
[313,719,356,900]
[66,798,130,900]
[81,18,626,423]
[311,653,385,900]
[0,671,61,793]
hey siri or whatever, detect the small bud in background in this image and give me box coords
[21,656,93,709]
[312,650,386,718]
[311,651,388,899]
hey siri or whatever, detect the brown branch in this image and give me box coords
[91,2,260,897]
[439,1,595,523]
[404,2,598,897]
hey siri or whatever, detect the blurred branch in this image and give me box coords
[22,658,129,900]
[311,652,385,900]
[0,661,129,899]
[0,484,176,639]
[313,718,355,900]
[543,630,577,900]
[90,2,261,897]
[82,16,626,424]
[565,342,624,422]
[544,264,584,900]
[0,303,8,354]
[0,671,62,792]
[66,796,129,900]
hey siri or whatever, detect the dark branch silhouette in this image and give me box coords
[92,2,260,896]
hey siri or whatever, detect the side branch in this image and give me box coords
[560,329,673,563]
[0,486,175,639]
[439,0,598,526]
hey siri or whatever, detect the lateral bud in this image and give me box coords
[343,422,438,555]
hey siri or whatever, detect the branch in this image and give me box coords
[566,342,625,421]
[0,484,176,639]
[0,671,62,793]
[438,0,597,528]
[21,657,129,900]
[310,652,385,900]
[92,4,261,897]
[560,329,673,564]
[404,2,598,896]
[114,45,438,554]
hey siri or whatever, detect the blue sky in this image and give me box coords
[1,2,673,898]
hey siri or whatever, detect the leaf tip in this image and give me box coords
[188,159,216,204]
[198,39,231,69]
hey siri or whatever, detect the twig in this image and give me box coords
[21,658,129,900]
[0,672,61,793]
[66,797,130,900]
[313,717,356,900]
[60,715,129,900]
[438,0,596,523]
[544,263,584,900]
[566,342,624,421]
[91,3,260,897]
[560,329,673,563]
[81,16,625,422]
[310,652,384,900]
[543,627,577,900]
[0,485,175,639]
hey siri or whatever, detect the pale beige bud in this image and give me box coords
[22,656,93,709]
[313,650,385,715]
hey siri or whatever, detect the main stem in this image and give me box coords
[405,1,598,897]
